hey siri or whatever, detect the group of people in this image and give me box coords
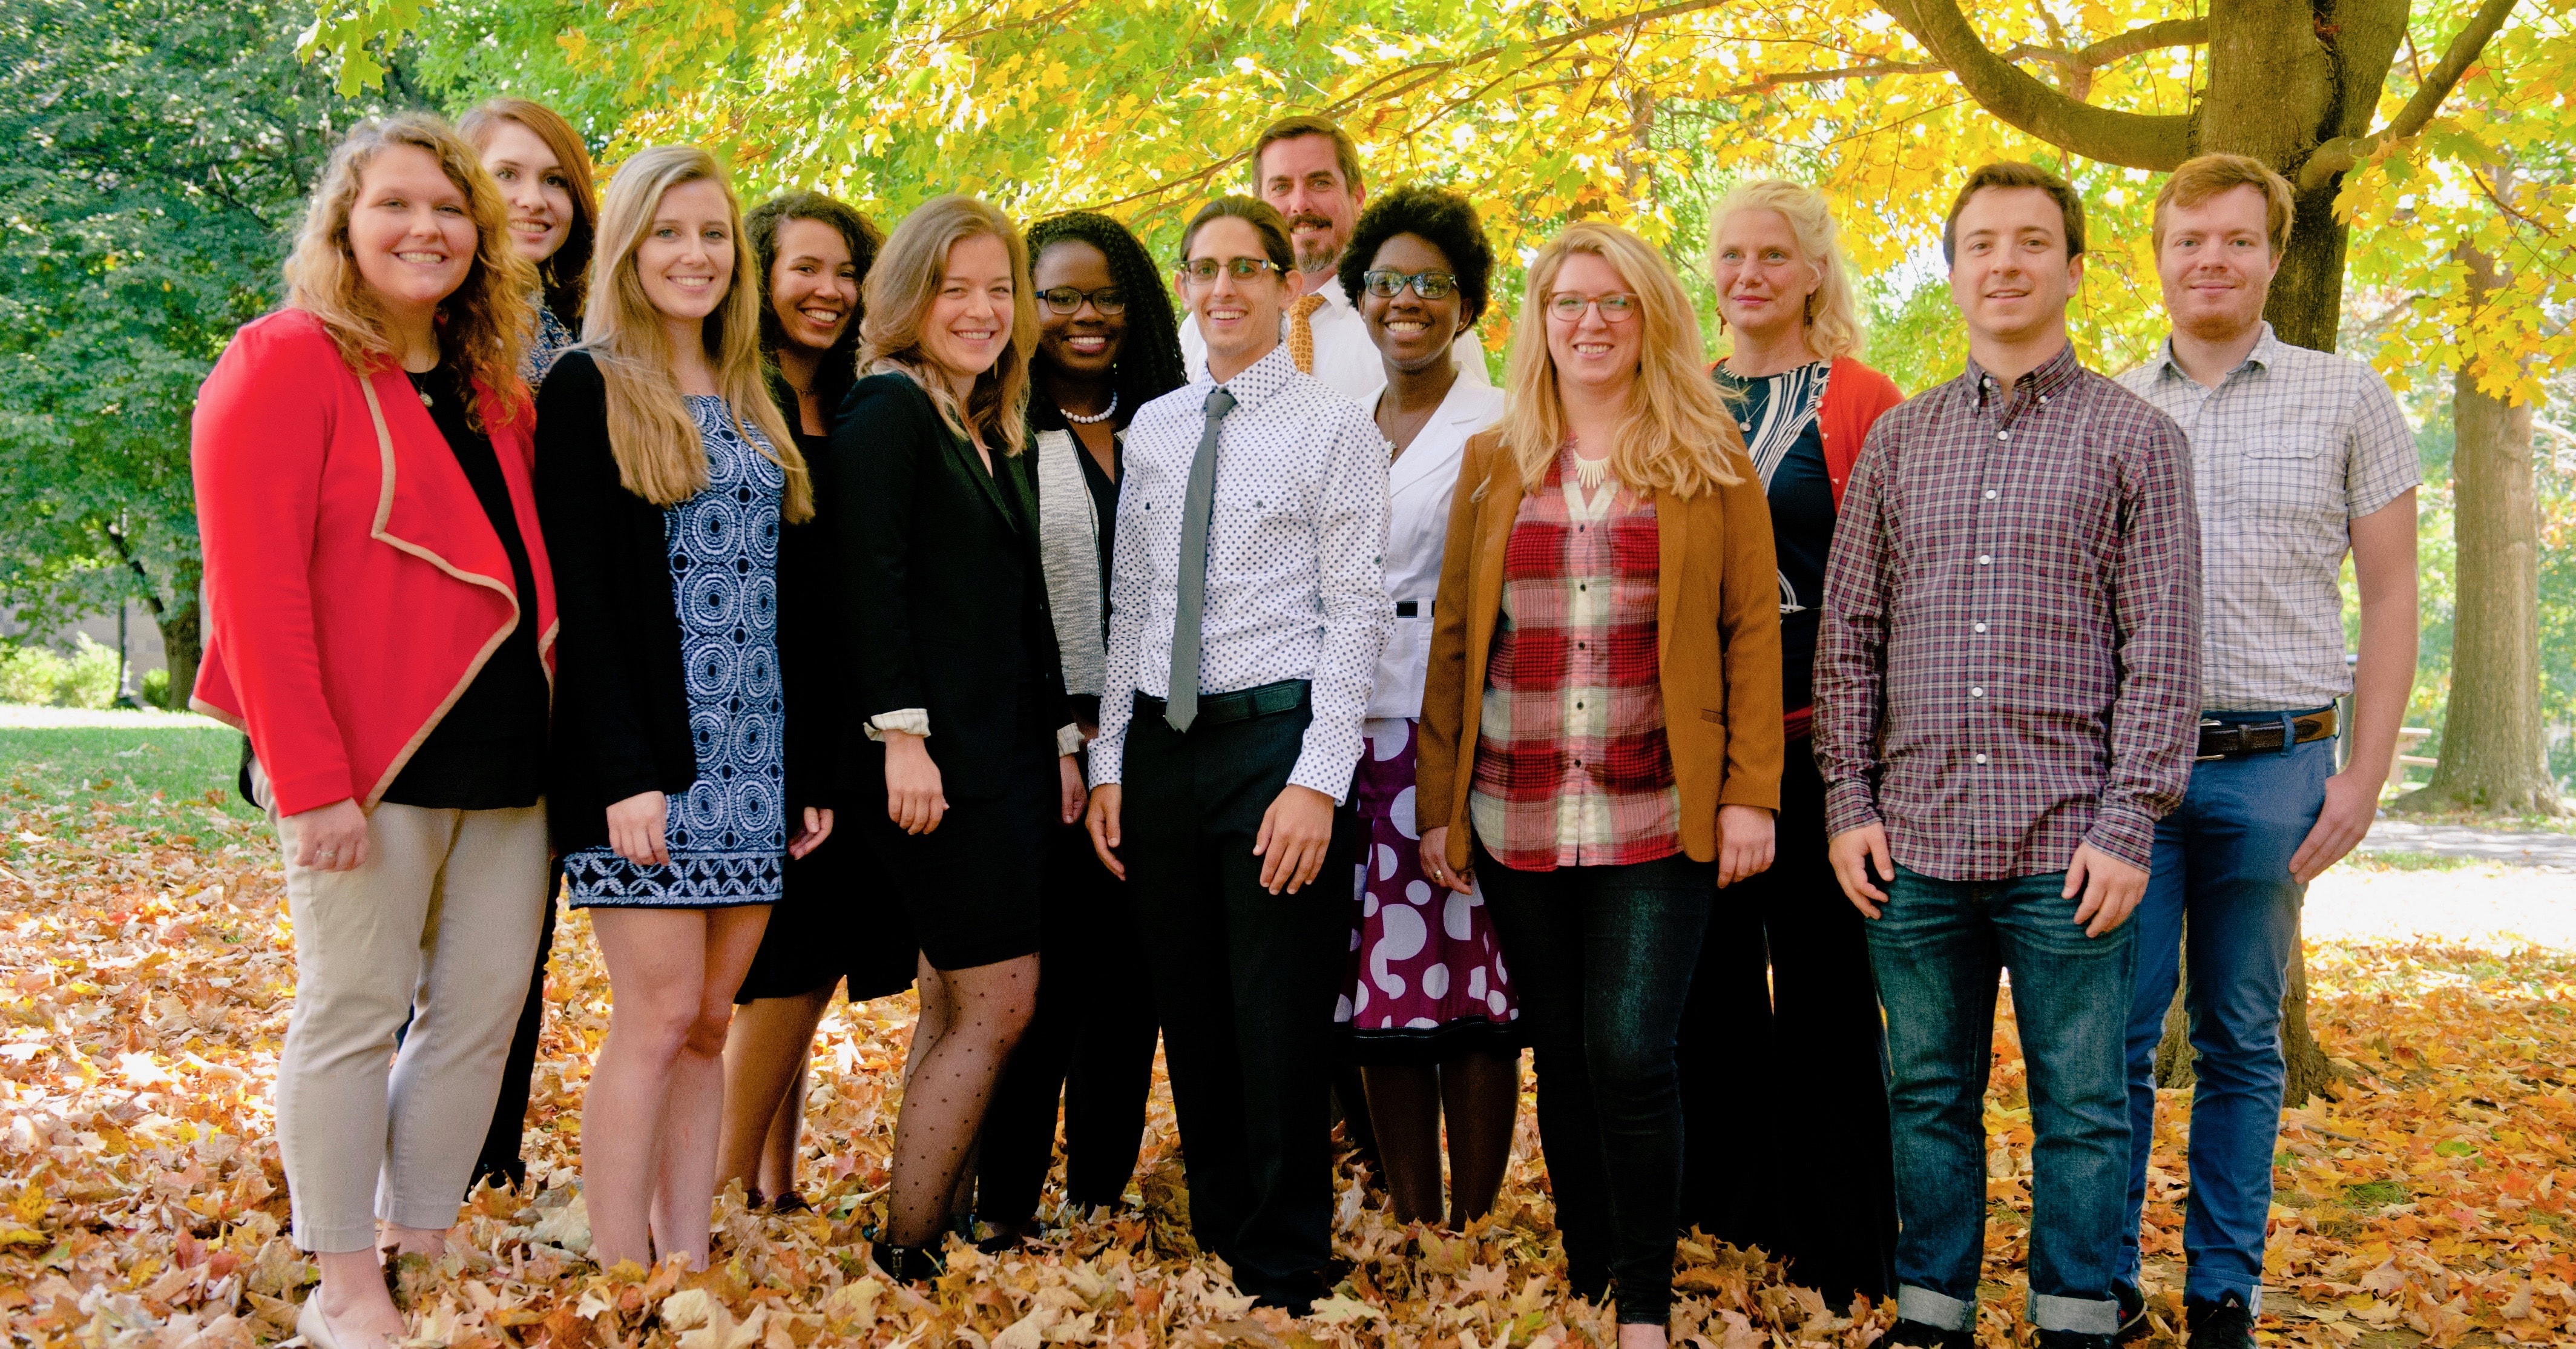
[188,96,2419,1349]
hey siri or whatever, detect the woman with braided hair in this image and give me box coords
[970,210,1184,1248]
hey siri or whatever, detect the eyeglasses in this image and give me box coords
[1547,291,1641,322]
[1361,269,1460,300]
[1038,286,1128,315]
[1178,256,1282,285]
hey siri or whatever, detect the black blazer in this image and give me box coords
[831,371,1066,799]
[535,351,838,854]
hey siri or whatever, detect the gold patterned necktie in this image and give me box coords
[1286,294,1327,375]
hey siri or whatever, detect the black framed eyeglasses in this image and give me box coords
[1361,269,1460,300]
[1037,285,1128,315]
[1178,256,1281,285]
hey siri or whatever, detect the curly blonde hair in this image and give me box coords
[858,194,1036,458]
[1708,179,1866,363]
[582,145,810,522]
[1496,222,1744,499]
[282,113,534,420]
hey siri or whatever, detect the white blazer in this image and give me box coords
[1370,379,1506,719]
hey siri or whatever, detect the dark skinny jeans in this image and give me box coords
[1473,841,1714,1328]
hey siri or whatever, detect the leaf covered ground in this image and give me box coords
[0,796,2569,1349]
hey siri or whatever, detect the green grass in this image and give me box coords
[0,713,262,833]
[2339,848,2483,872]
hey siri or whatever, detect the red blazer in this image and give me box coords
[191,309,557,816]
[1816,355,1905,509]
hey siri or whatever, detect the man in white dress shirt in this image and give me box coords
[1177,114,1491,404]
[1085,196,1392,1312]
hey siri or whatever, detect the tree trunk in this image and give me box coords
[2407,253,2562,813]
[2262,186,2352,351]
[157,601,199,715]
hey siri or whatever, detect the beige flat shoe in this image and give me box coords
[296,1296,344,1349]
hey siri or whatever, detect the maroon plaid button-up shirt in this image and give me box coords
[1815,343,2201,880]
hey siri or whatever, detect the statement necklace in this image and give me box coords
[1059,391,1119,425]
[1569,437,1612,493]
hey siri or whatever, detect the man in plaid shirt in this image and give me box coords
[1816,162,2203,1349]
[2110,156,2419,1349]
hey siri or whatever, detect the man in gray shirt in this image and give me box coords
[2112,154,2420,1349]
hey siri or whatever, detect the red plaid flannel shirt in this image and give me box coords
[1468,449,1681,870]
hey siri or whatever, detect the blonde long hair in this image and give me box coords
[582,145,810,521]
[857,195,1036,457]
[282,113,534,419]
[1709,179,1865,363]
[1496,222,1743,498]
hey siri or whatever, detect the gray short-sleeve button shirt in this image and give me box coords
[2119,323,2419,711]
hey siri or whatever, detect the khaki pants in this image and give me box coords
[274,802,550,1252]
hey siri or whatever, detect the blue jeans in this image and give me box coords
[2121,728,2329,1307]
[1868,865,2137,1336]
[1474,843,1714,1328]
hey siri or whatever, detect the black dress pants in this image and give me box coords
[977,814,1162,1223]
[1675,740,1896,1306]
[1120,694,1353,1305]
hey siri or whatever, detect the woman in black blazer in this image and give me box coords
[831,194,1080,1281]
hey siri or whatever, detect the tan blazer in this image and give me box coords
[1416,428,1785,872]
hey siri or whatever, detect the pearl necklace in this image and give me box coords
[1059,391,1119,425]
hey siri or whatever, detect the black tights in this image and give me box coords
[1357,1048,1519,1227]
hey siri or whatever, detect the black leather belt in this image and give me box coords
[2196,708,2336,760]
[1135,679,1310,730]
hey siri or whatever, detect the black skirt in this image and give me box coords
[734,830,921,1003]
[867,711,1054,972]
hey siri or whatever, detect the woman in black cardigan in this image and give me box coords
[833,195,1080,1281]
[536,147,832,1271]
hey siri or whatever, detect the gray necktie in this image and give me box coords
[1165,386,1235,731]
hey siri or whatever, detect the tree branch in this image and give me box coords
[1076,0,1735,214]
[2005,19,2209,73]
[2298,0,2521,191]
[1875,0,2193,168]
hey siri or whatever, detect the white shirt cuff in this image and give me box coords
[864,709,930,740]
[1056,723,1085,757]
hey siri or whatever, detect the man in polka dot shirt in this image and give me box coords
[1085,195,1392,1314]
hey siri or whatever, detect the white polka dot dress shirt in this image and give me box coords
[2117,323,2420,711]
[1181,273,1490,406]
[1091,342,1395,803]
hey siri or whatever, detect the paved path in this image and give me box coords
[2356,817,2576,869]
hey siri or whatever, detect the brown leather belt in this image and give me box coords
[2196,708,2336,761]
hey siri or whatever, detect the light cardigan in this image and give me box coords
[1416,426,1784,872]
[1033,427,1107,702]
[192,308,557,817]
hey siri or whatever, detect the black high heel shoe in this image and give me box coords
[876,1233,948,1290]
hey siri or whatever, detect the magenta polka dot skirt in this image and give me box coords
[1335,718,1521,1063]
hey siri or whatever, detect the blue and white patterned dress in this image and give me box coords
[565,396,787,908]
[526,305,577,390]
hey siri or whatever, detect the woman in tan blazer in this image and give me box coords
[1413,221,1782,1349]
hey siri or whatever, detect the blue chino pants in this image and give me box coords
[2121,727,2331,1307]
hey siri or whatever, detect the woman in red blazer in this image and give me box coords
[191,113,551,1349]
[1675,178,1907,1308]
